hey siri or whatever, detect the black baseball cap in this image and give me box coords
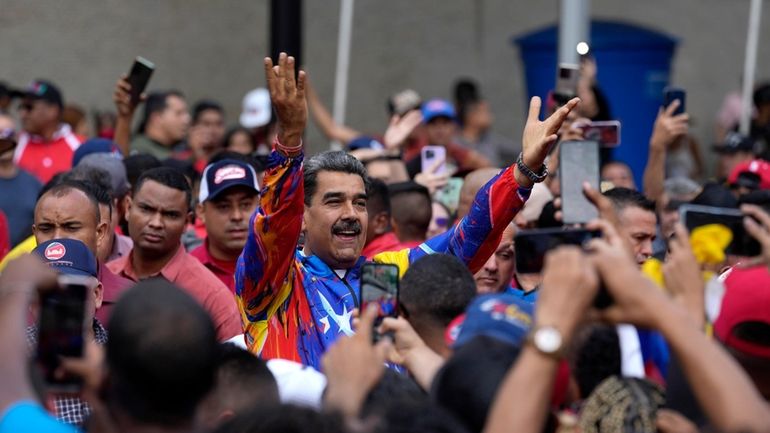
[712,132,756,155]
[23,79,63,109]
[0,82,23,99]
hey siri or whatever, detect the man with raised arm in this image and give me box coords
[236,52,579,368]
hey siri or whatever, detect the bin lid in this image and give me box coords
[513,20,678,50]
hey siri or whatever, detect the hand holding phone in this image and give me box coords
[680,204,761,257]
[421,146,447,176]
[36,274,89,391]
[360,264,400,342]
[663,87,686,116]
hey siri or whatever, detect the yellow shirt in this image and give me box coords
[0,235,37,271]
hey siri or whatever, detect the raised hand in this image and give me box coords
[414,157,449,194]
[264,52,307,151]
[650,100,689,150]
[536,246,599,340]
[663,224,705,327]
[517,96,580,187]
[741,204,770,270]
[322,304,391,419]
[383,110,423,149]
[113,76,143,118]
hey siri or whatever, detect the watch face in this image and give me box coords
[535,327,562,353]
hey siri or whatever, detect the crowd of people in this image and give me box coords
[0,45,770,433]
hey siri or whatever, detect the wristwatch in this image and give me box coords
[527,325,564,359]
[516,152,549,183]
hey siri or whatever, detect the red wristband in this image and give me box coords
[274,137,303,157]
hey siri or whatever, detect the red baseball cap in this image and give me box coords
[727,159,770,190]
[714,265,770,359]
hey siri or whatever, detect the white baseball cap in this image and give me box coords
[240,88,272,128]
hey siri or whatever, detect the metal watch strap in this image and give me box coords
[516,153,548,183]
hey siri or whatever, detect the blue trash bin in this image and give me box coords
[514,21,678,188]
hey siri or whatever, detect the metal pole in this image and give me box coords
[331,0,355,150]
[740,0,763,135]
[558,0,591,65]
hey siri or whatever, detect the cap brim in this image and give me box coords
[49,265,96,278]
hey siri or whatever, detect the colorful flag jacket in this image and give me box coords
[236,148,530,369]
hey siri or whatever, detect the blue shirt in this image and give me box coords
[0,169,42,247]
[0,401,79,433]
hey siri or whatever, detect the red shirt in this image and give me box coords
[96,261,134,325]
[108,245,242,341]
[14,124,83,183]
[190,240,237,294]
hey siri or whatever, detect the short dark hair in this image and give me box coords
[366,178,391,217]
[134,167,192,211]
[212,404,344,433]
[753,82,770,107]
[123,153,162,188]
[106,279,218,427]
[389,182,432,241]
[192,100,224,124]
[603,187,655,213]
[303,151,369,207]
[38,180,101,224]
[571,325,622,398]
[137,90,185,134]
[432,335,521,433]
[202,343,279,417]
[65,165,114,218]
[400,254,476,328]
[361,369,426,419]
[223,126,257,154]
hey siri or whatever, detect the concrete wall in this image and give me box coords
[2,0,769,176]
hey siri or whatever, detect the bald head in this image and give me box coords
[457,168,500,220]
[34,182,107,253]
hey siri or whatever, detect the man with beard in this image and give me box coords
[236,53,580,368]
[192,159,259,292]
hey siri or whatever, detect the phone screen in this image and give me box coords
[360,264,400,340]
[36,277,88,390]
[580,121,621,147]
[664,87,686,116]
[560,140,600,224]
[515,228,601,274]
[680,204,760,257]
[127,56,155,105]
[421,145,447,175]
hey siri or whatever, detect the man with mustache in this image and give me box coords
[192,158,260,293]
[108,166,242,341]
[236,53,580,368]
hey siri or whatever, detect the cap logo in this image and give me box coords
[214,166,247,184]
[44,242,66,260]
[427,100,447,111]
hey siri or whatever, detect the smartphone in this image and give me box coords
[679,204,761,257]
[514,227,601,274]
[579,120,621,148]
[421,145,447,175]
[560,140,600,224]
[36,275,89,391]
[360,263,400,342]
[663,87,686,115]
[554,63,580,103]
[127,56,155,105]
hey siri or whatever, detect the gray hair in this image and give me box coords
[303,151,369,206]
